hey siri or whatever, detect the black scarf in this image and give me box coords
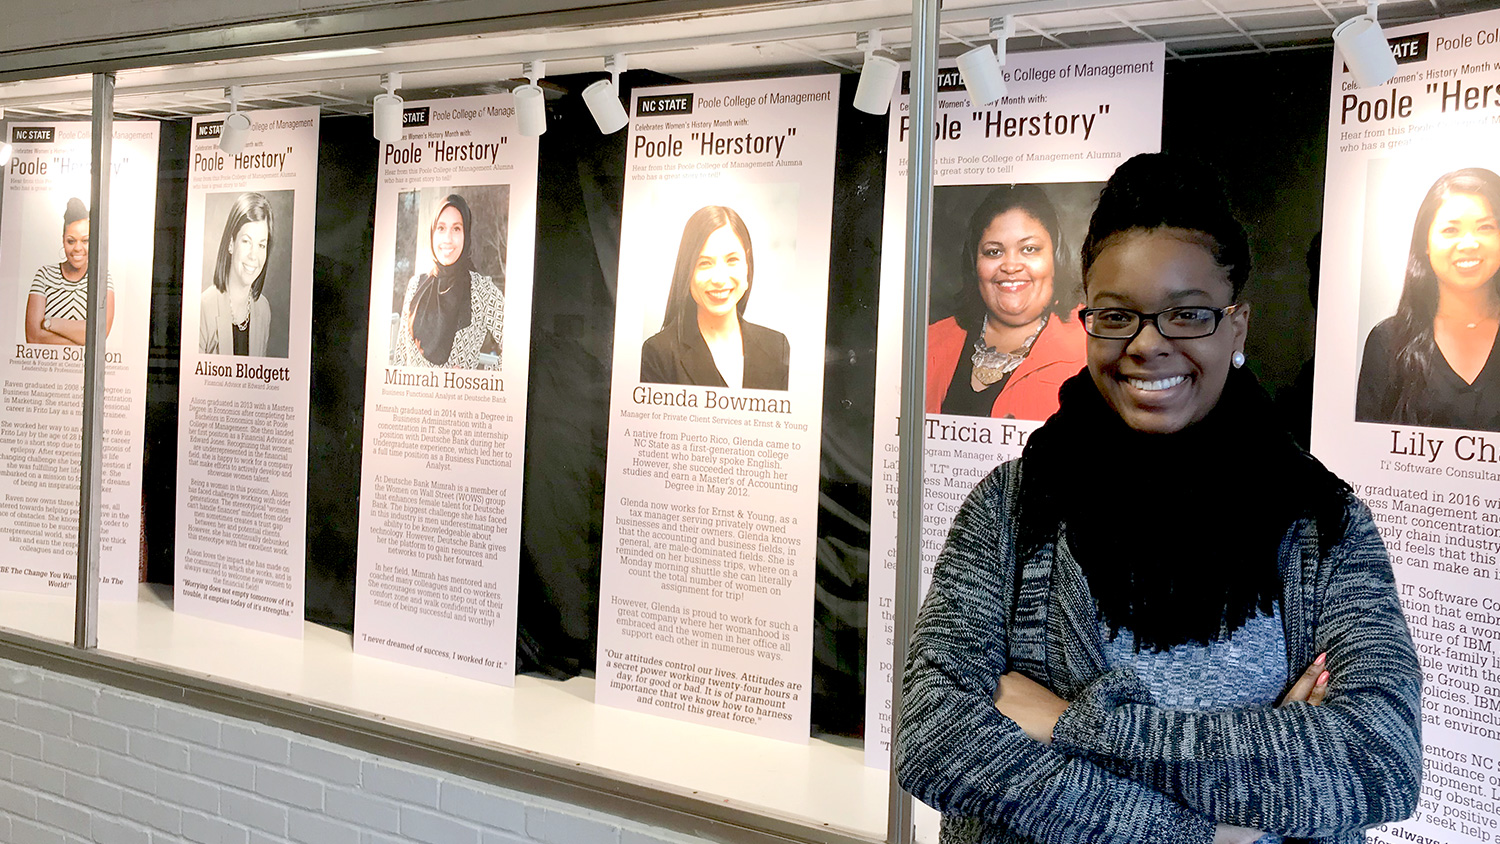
[410,196,476,364]
[1017,368,1351,652]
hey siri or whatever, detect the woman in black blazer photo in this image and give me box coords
[640,205,789,390]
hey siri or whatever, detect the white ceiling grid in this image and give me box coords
[0,0,1481,118]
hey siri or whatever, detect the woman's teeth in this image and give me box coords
[1127,374,1187,391]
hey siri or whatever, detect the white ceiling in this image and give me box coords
[0,0,1483,119]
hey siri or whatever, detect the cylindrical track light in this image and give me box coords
[957,18,1015,108]
[853,31,900,116]
[1334,7,1398,89]
[219,87,250,154]
[515,86,547,136]
[584,53,630,135]
[373,71,404,143]
[516,60,547,137]
[957,45,1007,107]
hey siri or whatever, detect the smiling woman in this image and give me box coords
[639,205,790,391]
[25,197,115,346]
[199,191,274,357]
[392,192,506,370]
[897,153,1421,844]
[924,185,1086,419]
[1356,167,1500,430]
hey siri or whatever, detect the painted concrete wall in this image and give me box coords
[0,657,705,844]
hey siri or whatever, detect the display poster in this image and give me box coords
[593,75,839,740]
[864,44,1166,767]
[352,94,536,684]
[0,120,159,600]
[173,107,318,636]
[1312,11,1500,842]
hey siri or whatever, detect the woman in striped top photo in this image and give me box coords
[25,197,113,345]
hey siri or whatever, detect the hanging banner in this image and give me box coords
[1312,11,1500,843]
[594,75,839,741]
[0,120,160,600]
[173,107,318,636]
[864,43,1166,767]
[353,94,536,684]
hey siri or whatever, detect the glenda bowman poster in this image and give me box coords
[595,75,839,741]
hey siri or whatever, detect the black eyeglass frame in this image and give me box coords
[1076,303,1242,340]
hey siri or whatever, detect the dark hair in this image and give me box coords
[63,197,88,229]
[1081,153,1251,299]
[661,206,754,329]
[1386,167,1500,421]
[212,192,274,300]
[954,185,1079,331]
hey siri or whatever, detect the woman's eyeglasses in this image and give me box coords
[1077,303,1241,340]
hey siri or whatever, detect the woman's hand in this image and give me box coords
[993,671,1068,744]
[1213,823,1269,844]
[1278,652,1330,707]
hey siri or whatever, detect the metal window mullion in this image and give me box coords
[888,0,940,839]
[75,72,113,649]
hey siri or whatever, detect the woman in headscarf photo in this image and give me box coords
[393,193,505,370]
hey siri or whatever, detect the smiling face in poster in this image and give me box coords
[22,196,117,346]
[432,204,466,267]
[63,217,90,277]
[1427,191,1500,294]
[227,219,270,290]
[198,189,294,359]
[389,185,509,370]
[1354,165,1500,431]
[690,225,751,320]
[637,193,794,391]
[976,209,1056,328]
[924,182,1095,419]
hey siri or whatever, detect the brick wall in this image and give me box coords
[0,657,705,844]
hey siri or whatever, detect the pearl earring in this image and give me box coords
[1232,351,1246,368]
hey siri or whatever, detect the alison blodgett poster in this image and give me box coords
[864,42,1165,768]
[173,107,317,636]
[353,94,537,685]
[0,120,159,601]
[1311,10,1500,843]
[594,75,839,741]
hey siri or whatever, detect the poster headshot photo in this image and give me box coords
[197,189,295,359]
[13,195,116,347]
[1353,158,1500,433]
[634,185,799,392]
[388,185,509,370]
[925,181,1101,420]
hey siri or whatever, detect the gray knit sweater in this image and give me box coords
[895,460,1422,844]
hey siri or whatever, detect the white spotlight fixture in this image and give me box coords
[583,53,630,135]
[219,86,251,155]
[853,30,900,116]
[1334,1,1398,89]
[957,16,1015,108]
[516,60,547,137]
[373,71,404,143]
